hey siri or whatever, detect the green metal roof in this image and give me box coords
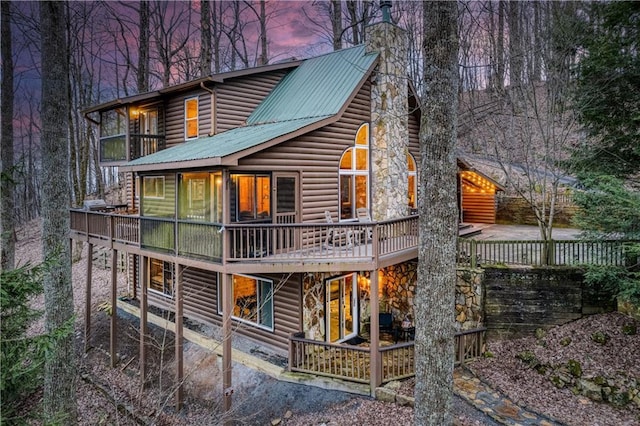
[126,116,328,167]
[123,45,377,170]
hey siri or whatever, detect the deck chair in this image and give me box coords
[356,208,373,241]
[324,211,353,248]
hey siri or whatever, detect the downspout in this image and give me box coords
[200,82,216,136]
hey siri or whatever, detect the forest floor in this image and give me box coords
[13,220,640,425]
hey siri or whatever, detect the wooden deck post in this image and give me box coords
[139,256,148,384]
[369,269,381,394]
[84,243,93,353]
[222,273,233,414]
[110,249,118,368]
[174,263,184,411]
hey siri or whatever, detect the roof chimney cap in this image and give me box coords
[380,0,392,23]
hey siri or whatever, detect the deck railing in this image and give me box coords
[289,328,487,385]
[380,342,415,382]
[70,210,417,264]
[457,238,635,267]
[289,333,370,383]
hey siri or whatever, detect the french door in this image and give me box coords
[326,274,357,343]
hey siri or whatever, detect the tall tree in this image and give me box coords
[572,1,640,178]
[39,1,77,422]
[1,0,16,271]
[199,0,211,76]
[415,1,459,425]
[138,0,150,92]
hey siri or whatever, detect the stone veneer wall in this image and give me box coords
[365,22,409,221]
[300,264,483,341]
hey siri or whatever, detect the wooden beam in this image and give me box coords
[139,256,148,384]
[369,269,381,394]
[174,263,184,411]
[222,273,233,413]
[110,249,118,368]
[84,243,93,353]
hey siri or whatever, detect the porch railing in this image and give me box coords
[457,238,635,267]
[289,333,370,383]
[289,327,487,385]
[70,209,418,263]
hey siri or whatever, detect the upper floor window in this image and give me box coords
[143,176,165,199]
[230,173,271,222]
[99,107,127,162]
[185,97,198,139]
[339,123,369,220]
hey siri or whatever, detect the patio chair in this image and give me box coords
[356,208,373,241]
[324,211,354,248]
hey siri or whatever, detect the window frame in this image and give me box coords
[231,173,272,222]
[217,273,274,331]
[338,123,370,221]
[147,258,174,298]
[184,97,199,140]
[143,176,165,199]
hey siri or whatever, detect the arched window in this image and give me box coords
[339,123,369,220]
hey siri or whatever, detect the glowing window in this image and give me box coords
[339,123,369,220]
[185,97,198,139]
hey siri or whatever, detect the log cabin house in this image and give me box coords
[71,10,491,405]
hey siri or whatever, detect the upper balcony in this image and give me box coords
[98,106,166,165]
[69,209,419,273]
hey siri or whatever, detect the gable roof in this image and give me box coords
[122,46,378,172]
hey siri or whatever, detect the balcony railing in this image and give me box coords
[69,209,419,265]
[130,134,166,160]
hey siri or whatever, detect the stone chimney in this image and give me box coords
[365,0,409,221]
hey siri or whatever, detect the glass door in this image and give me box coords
[326,274,357,343]
[273,173,298,253]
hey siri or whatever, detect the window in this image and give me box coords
[178,172,208,221]
[339,123,369,220]
[218,274,274,330]
[231,174,271,221]
[185,97,198,139]
[148,258,173,297]
[408,153,417,209]
[143,176,165,199]
[99,107,127,162]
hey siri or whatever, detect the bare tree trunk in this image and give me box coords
[415,1,458,425]
[508,1,522,89]
[138,0,150,92]
[39,1,77,422]
[200,0,211,76]
[1,0,16,271]
[331,0,342,50]
[258,0,267,65]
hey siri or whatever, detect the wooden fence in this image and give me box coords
[457,239,636,267]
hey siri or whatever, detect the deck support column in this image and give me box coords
[175,263,184,411]
[369,269,381,394]
[84,243,93,352]
[139,256,148,385]
[110,249,118,368]
[222,273,233,414]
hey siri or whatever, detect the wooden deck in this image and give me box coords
[69,209,419,272]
